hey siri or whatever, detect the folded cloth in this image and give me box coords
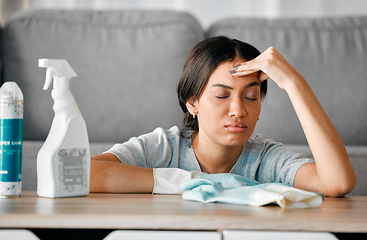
[181,178,324,209]
[153,169,323,208]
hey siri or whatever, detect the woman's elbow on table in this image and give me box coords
[295,163,356,198]
[326,173,356,198]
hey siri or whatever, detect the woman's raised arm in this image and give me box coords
[231,47,356,197]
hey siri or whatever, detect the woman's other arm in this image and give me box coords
[284,71,355,197]
[90,153,154,193]
[232,47,356,197]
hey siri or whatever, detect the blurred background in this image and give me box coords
[1,0,367,28]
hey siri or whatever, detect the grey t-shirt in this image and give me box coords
[106,126,314,186]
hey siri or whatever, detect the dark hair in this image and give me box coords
[177,36,267,136]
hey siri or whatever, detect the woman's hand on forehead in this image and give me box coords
[231,62,269,83]
[229,47,301,90]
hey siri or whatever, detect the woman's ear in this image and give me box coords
[186,97,198,117]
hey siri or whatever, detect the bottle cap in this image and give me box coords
[0,82,24,102]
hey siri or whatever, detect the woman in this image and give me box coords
[90,36,355,197]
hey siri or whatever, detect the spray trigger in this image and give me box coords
[38,59,77,90]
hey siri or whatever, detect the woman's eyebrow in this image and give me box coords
[246,81,260,88]
[211,83,233,90]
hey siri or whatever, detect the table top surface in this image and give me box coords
[1,191,367,233]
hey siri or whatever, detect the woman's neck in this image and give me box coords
[192,134,243,174]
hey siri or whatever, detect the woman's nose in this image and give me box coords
[228,98,247,119]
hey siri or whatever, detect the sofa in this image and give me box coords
[1,9,366,195]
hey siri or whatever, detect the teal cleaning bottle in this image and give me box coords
[0,82,23,198]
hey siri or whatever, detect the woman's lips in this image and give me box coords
[225,123,247,133]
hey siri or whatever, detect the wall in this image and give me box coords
[1,0,367,28]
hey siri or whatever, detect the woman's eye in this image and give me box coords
[216,96,229,99]
[245,97,258,101]
[244,92,259,101]
[215,91,230,99]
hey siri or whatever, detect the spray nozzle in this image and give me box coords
[38,59,77,90]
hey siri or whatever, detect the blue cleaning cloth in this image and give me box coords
[200,173,259,188]
[181,174,323,208]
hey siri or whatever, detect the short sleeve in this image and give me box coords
[105,126,181,168]
[256,138,315,186]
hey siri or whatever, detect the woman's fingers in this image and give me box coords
[229,47,274,77]
[230,53,270,82]
[230,59,260,76]
[230,67,269,83]
[230,68,257,77]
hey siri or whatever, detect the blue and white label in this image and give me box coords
[0,119,23,183]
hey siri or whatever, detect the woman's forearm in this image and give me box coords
[286,76,356,197]
[90,154,154,193]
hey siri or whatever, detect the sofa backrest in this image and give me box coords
[1,9,204,143]
[208,17,367,145]
[2,11,367,146]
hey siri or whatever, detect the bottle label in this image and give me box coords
[0,119,23,183]
[57,148,89,194]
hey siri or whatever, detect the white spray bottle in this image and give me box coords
[37,59,90,198]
